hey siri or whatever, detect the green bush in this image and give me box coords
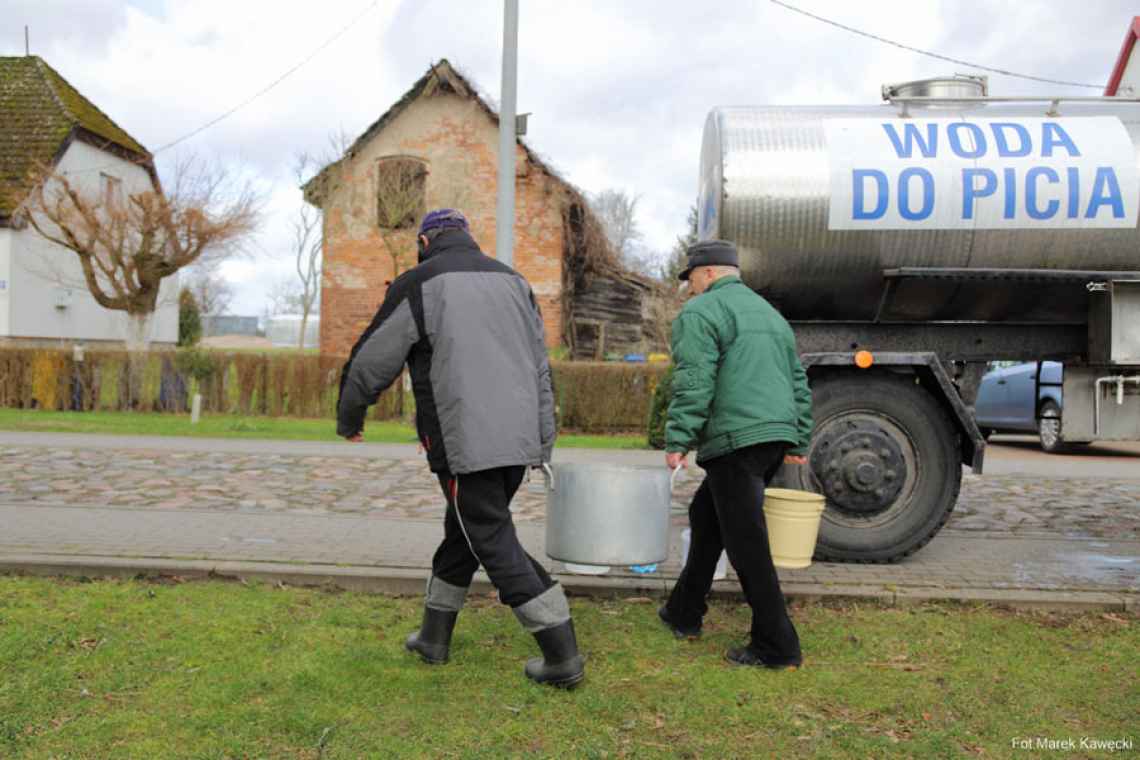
[552,362,667,433]
[174,347,217,385]
[178,289,202,347]
[646,365,674,449]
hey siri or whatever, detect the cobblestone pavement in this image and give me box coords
[1,446,1137,539]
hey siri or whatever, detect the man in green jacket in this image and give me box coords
[660,240,813,669]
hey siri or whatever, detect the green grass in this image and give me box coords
[0,576,1134,758]
[0,409,648,450]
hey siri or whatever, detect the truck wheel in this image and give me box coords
[784,372,961,562]
[1038,400,1066,454]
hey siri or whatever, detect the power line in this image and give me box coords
[62,0,381,178]
[769,0,1104,91]
[153,0,383,154]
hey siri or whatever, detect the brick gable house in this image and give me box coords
[303,60,659,359]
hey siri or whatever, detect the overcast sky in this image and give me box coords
[4,0,1138,316]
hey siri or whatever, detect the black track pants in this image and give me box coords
[664,442,801,660]
[431,466,554,608]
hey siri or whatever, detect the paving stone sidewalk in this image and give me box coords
[1,445,1137,539]
[0,435,1136,610]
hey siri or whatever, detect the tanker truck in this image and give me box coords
[698,75,1140,562]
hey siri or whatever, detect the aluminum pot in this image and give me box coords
[543,463,680,566]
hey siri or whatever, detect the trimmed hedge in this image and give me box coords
[646,365,674,450]
[0,349,404,422]
[0,349,667,433]
[552,362,668,433]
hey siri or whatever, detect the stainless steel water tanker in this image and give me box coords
[699,77,1140,323]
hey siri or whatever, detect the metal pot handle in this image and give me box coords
[542,463,679,492]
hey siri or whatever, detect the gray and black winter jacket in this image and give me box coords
[336,229,556,474]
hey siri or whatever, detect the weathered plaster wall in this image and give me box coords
[318,91,565,358]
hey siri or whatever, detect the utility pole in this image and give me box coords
[496,0,519,267]
[25,26,30,56]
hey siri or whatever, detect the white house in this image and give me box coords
[0,55,177,347]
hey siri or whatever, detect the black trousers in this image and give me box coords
[432,466,554,608]
[665,442,801,660]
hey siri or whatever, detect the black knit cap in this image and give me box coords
[678,239,739,281]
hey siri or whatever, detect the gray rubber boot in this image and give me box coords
[524,620,585,688]
[405,575,468,665]
[513,584,584,688]
[405,607,458,664]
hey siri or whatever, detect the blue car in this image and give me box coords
[974,361,1067,452]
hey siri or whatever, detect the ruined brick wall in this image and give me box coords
[318,93,566,359]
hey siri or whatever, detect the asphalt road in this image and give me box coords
[982,435,1140,479]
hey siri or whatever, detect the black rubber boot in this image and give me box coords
[525,620,585,688]
[658,605,702,639]
[405,607,459,665]
[725,645,802,670]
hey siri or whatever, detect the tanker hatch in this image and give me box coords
[881,75,988,100]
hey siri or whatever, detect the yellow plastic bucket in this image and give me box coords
[763,488,826,569]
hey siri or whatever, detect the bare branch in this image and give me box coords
[291,151,326,348]
[589,189,642,255]
[16,157,262,349]
[183,260,234,316]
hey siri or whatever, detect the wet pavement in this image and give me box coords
[0,432,1136,607]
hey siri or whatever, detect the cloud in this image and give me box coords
[7,0,1137,313]
[3,0,130,56]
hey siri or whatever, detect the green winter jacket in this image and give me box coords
[665,275,813,463]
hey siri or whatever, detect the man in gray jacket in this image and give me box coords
[337,208,583,688]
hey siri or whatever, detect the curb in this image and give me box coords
[1,553,1135,613]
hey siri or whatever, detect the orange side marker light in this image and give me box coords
[854,350,874,369]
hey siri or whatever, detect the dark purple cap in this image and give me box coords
[419,208,469,236]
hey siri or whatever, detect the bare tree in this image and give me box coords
[18,156,259,352]
[264,277,304,318]
[288,130,360,349]
[291,154,323,349]
[663,202,699,282]
[589,188,644,265]
[183,260,234,317]
[14,156,259,404]
[643,202,701,351]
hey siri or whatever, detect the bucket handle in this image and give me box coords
[542,463,681,493]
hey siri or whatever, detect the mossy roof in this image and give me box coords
[0,55,150,221]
